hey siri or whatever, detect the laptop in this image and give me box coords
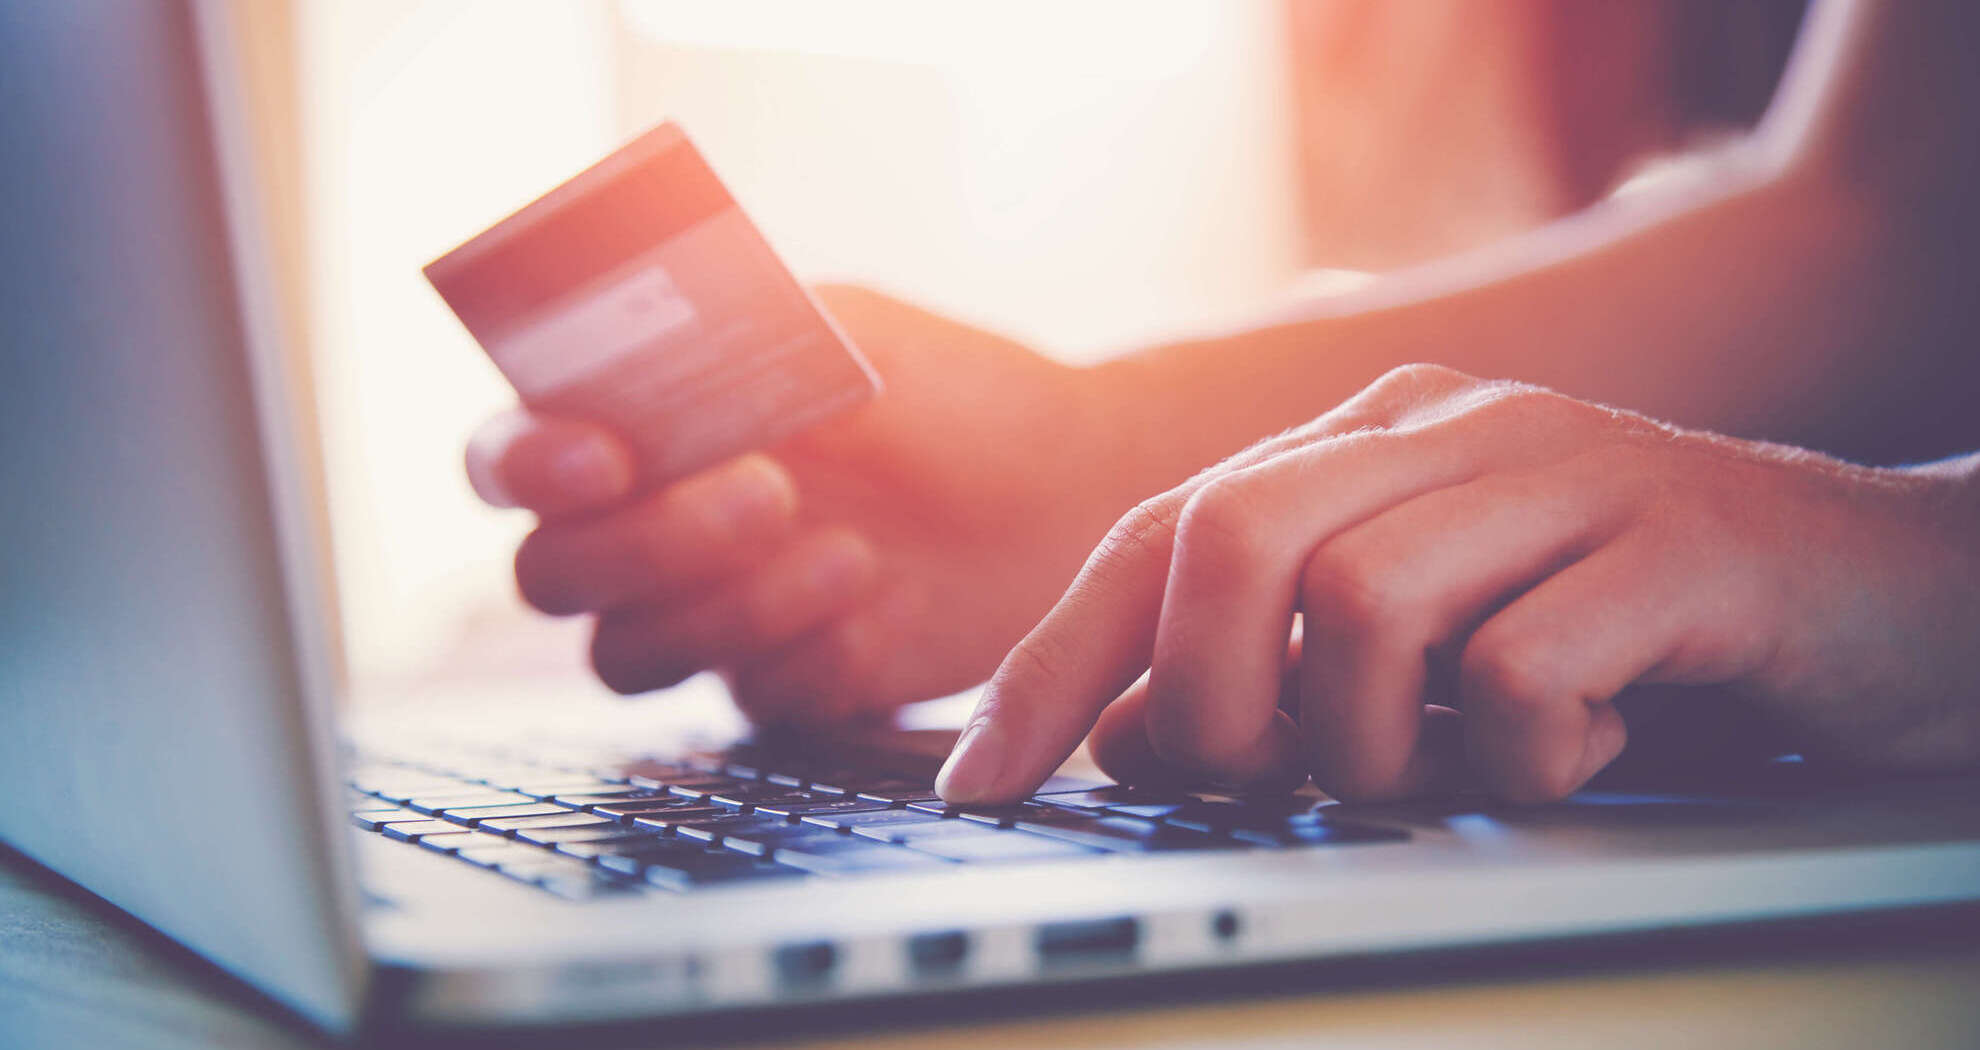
[5,1,1979,1039]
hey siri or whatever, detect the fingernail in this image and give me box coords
[935,719,1006,803]
[551,439,629,503]
[713,457,796,534]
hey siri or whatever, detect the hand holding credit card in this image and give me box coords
[425,122,880,487]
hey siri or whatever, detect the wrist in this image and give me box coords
[1082,342,1243,500]
[1084,320,1381,496]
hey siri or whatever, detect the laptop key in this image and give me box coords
[440,802,575,824]
[773,839,954,876]
[706,787,827,811]
[795,804,942,828]
[553,832,675,861]
[645,854,809,892]
[752,798,891,820]
[853,781,941,805]
[350,808,421,830]
[1035,787,1197,815]
[718,826,859,858]
[1012,812,1244,853]
[593,799,712,819]
[595,839,722,876]
[479,812,613,834]
[1158,799,1334,834]
[852,819,994,846]
[515,822,664,846]
[906,801,1064,828]
[629,806,735,831]
[799,772,886,796]
[800,808,942,834]
[491,853,633,898]
[905,834,1106,864]
[676,815,794,845]
[380,819,467,842]
[416,830,511,855]
[551,790,673,809]
[403,791,536,814]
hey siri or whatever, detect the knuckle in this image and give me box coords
[1516,386,1587,422]
[1458,631,1561,718]
[1300,543,1413,637]
[1175,478,1273,564]
[1372,362,1468,395]
[1467,383,1590,430]
[1097,497,1184,568]
[1351,364,1486,429]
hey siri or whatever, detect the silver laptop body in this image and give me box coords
[5,1,1978,1038]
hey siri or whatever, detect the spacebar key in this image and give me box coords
[643,851,807,890]
[774,839,953,875]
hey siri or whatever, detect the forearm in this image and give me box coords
[1102,152,1977,480]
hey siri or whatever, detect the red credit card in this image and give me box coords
[424,122,879,485]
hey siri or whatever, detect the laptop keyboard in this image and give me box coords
[346,744,1410,901]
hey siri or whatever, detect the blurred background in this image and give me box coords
[250,0,1801,700]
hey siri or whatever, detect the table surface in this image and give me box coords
[7,843,1980,1050]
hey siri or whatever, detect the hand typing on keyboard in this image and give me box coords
[937,365,1980,806]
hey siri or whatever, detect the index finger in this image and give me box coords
[935,364,1481,804]
[932,499,1181,804]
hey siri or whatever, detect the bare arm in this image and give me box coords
[1106,0,1980,475]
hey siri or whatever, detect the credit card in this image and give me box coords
[424,122,880,486]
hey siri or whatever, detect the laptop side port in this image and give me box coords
[907,930,970,977]
[1034,916,1140,969]
[772,940,837,989]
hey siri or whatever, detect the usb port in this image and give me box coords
[907,930,969,976]
[1035,917,1139,966]
[772,940,836,987]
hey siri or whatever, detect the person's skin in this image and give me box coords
[468,0,1978,729]
[933,363,1980,804]
[468,287,1174,722]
